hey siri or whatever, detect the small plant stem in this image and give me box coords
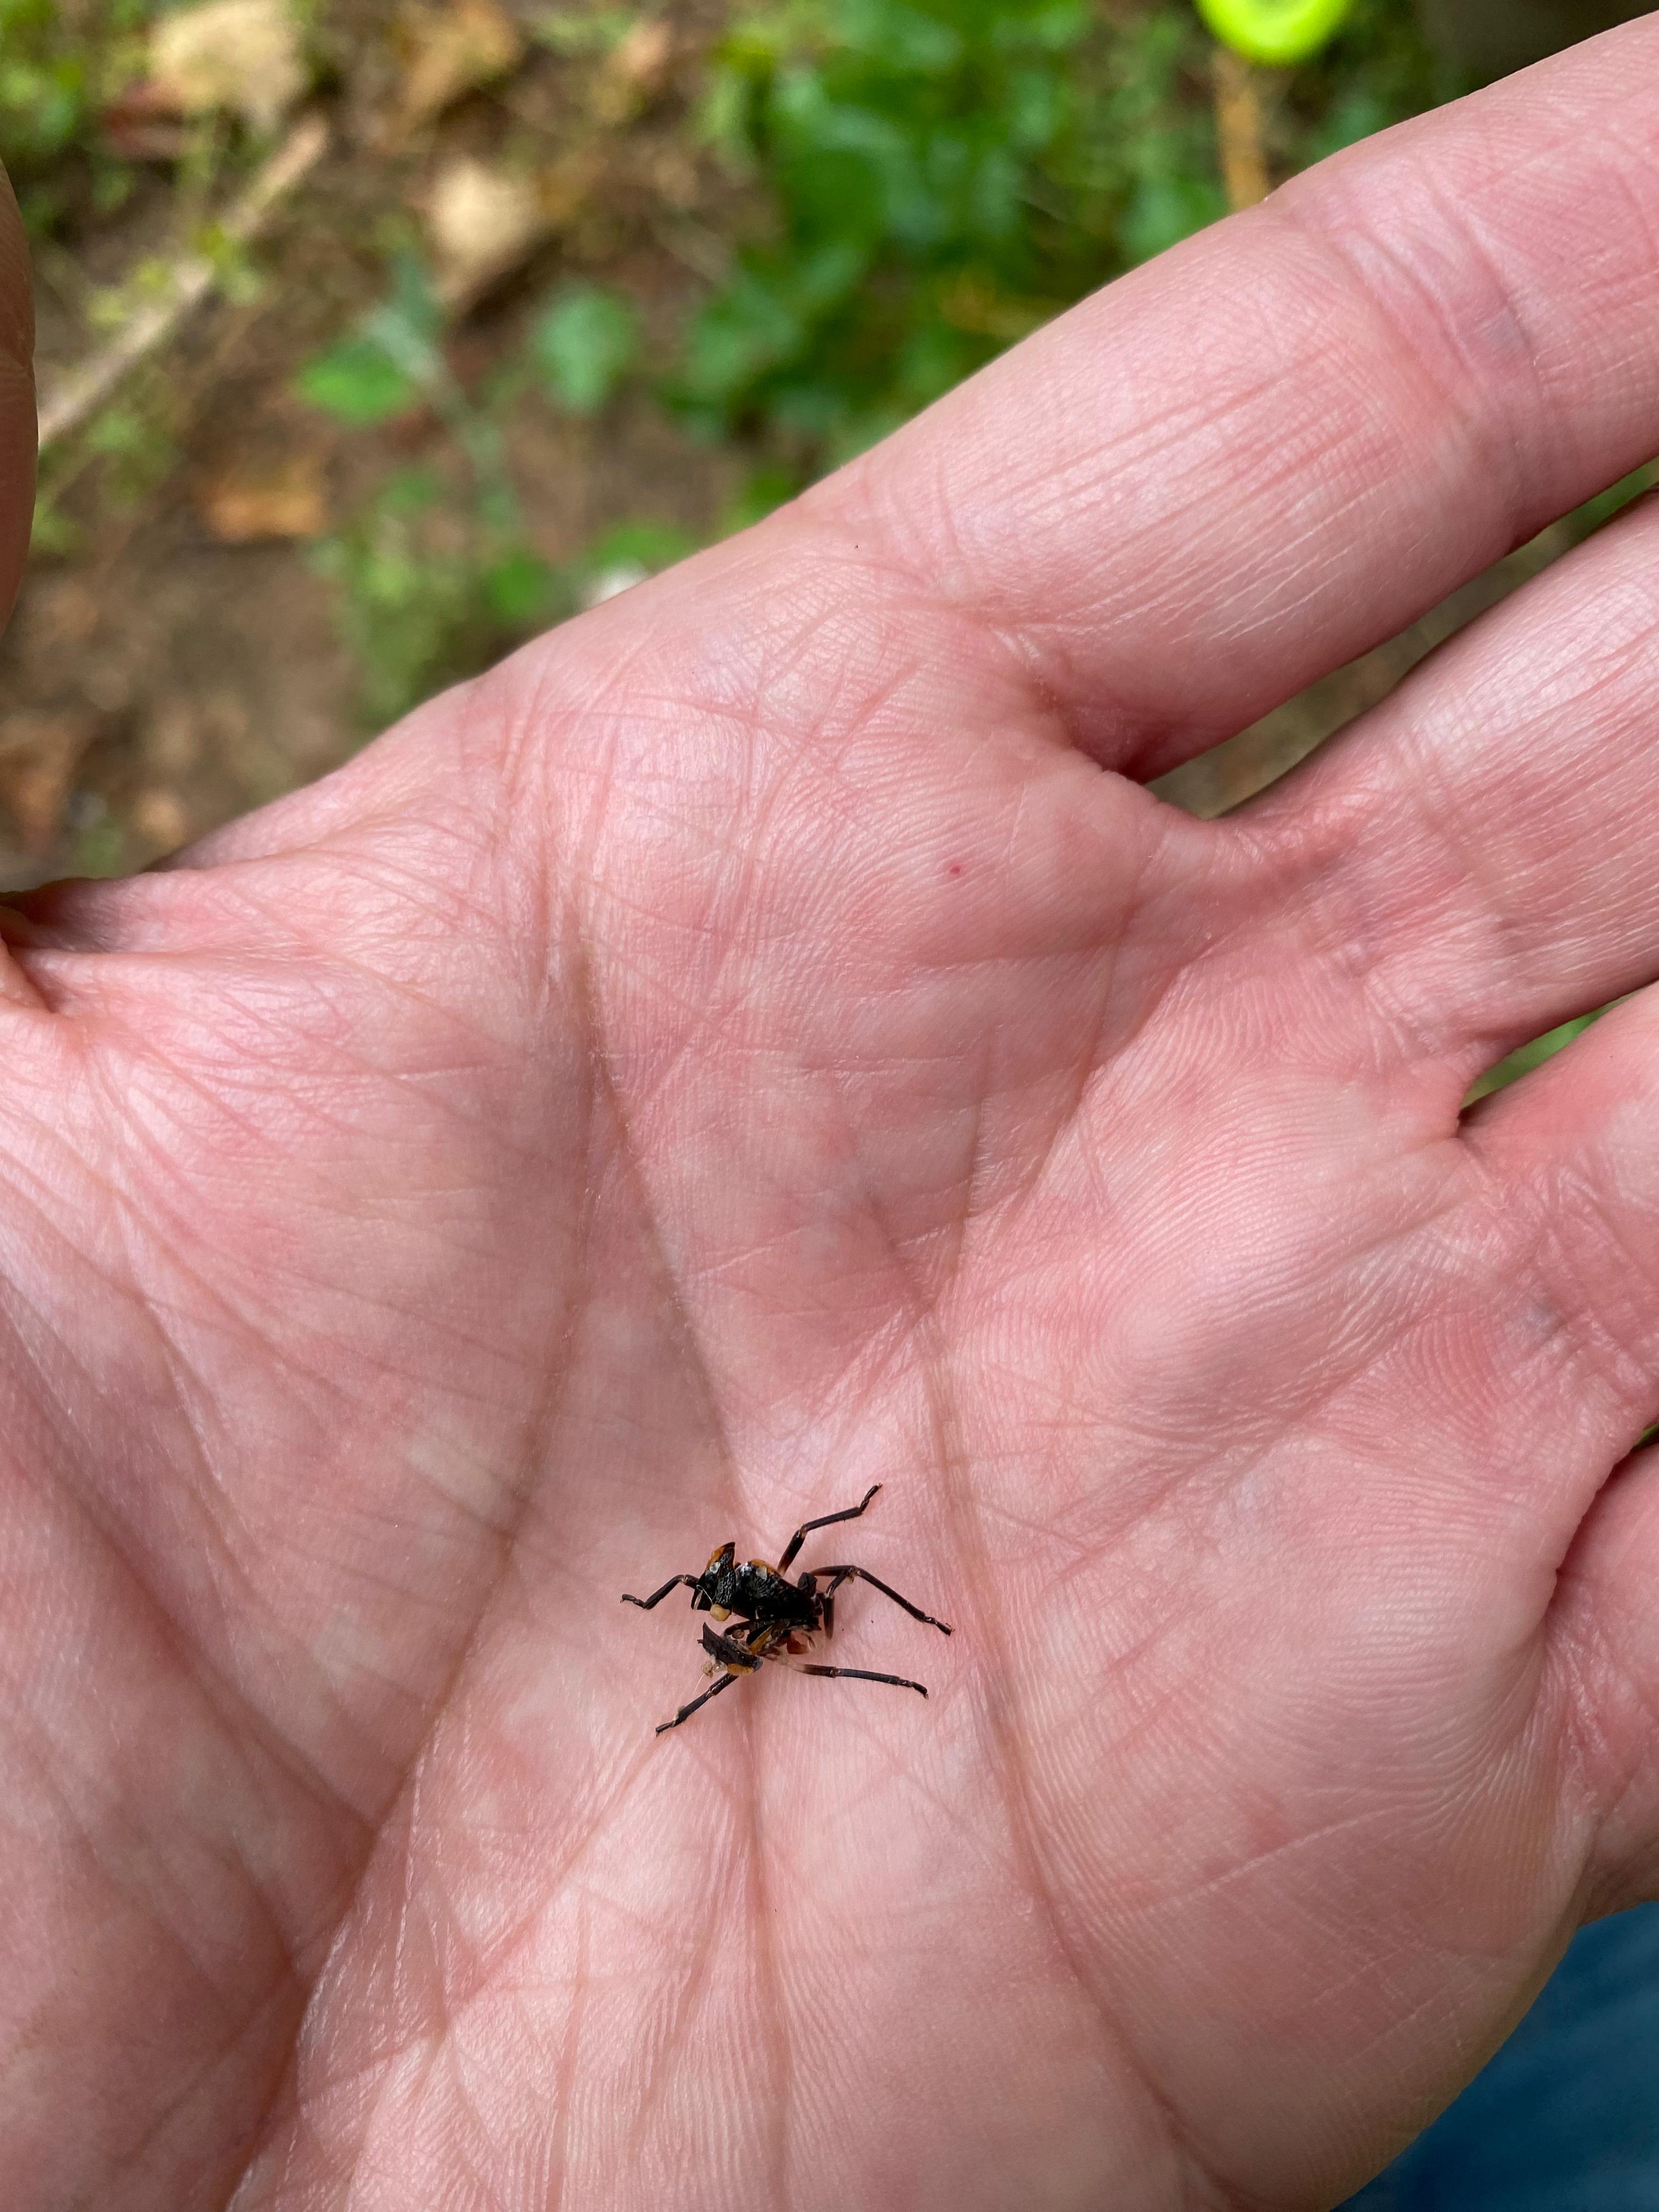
[36,114,329,455]
[1211,45,1272,211]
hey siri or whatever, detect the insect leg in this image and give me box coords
[812,1565,951,1635]
[776,1483,882,1574]
[656,1669,744,1735]
[702,1620,773,1666]
[772,1657,929,1697]
[621,1575,699,1610]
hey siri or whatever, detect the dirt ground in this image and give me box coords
[1,0,750,888]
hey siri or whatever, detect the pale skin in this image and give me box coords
[7,23,1659,2208]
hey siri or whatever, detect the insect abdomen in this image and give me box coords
[733,1564,815,1626]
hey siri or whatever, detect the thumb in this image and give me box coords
[0,161,35,632]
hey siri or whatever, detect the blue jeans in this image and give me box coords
[1340,1905,1659,2209]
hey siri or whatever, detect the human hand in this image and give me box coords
[7,25,1659,2208]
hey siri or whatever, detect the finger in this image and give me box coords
[1459,988,1659,1487]
[815,20,1659,775]
[1242,488,1659,1089]
[0,161,33,633]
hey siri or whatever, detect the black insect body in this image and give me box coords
[621,1484,951,1734]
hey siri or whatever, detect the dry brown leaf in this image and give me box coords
[148,0,308,132]
[394,0,525,137]
[26,579,99,652]
[426,157,549,305]
[0,710,97,855]
[130,788,193,854]
[141,700,206,780]
[196,454,328,543]
[100,90,193,164]
[610,18,670,89]
[539,146,601,227]
[590,18,670,125]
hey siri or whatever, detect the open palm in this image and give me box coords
[9,29,1659,2209]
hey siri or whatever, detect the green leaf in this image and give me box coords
[1304,83,1395,159]
[295,257,444,427]
[1120,171,1226,265]
[718,466,799,536]
[297,337,421,427]
[573,520,696,603]
[1465,1011,1607,1104]
[483,546,560,625]
[531,286,641,415]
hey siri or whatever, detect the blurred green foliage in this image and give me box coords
[302,257,573,722]
[675,0,1221,460]
[309,468,566,727]
[298,335,421,427]
[1294,0,1459,154]
[532,283,641,414]
[673,0,1448,467]
[297,252,445,427]
[0,0,148,232]
[574,516,698,591]
[82,392,177,503]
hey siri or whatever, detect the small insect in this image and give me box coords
[621,1483,952,1734]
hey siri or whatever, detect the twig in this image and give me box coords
[36,112,329,455]
[650,213,730,286]
[1211,46,1271,211]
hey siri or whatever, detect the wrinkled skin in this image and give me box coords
[8,27,1659,2210]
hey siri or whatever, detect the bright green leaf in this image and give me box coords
[1194,0,1356,67]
